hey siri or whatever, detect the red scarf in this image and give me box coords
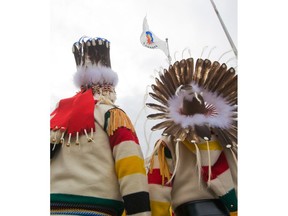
[50,89,96,136]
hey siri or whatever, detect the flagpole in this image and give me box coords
[210,0,238,58]
[165,38,172,65]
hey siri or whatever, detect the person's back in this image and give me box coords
[145,58,238,216]
[50,36,151,216]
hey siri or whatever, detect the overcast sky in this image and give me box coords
[2,0,288,215]
[50,0,237,156]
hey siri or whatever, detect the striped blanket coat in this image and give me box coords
[50,98,151,216]
[147,135,237,216]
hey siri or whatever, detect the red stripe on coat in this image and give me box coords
[202,151,229,182]
[109,127,139,149]
[148,168,172,187]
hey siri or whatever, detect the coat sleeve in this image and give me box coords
[147,139,173,216]
[105,108,151,216]
[195,139,238,215]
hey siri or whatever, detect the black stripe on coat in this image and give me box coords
[123,191,151,214]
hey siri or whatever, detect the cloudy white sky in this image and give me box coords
[50,0,237,156]
[2,0,288,215]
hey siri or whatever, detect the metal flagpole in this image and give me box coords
[210,0,238,58]
[165,38,172,65]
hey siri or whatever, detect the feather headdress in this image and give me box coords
[147,58,237,150]
[50,36,119,150]
[72,36,119,91]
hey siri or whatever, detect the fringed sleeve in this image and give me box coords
[147,139,173,216]
[105,108,151,216]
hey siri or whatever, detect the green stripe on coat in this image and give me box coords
[219,189,237,212]
[51,193,124,215]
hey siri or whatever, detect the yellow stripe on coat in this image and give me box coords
[150,200,172,216]
[115,156,146,179]
[182,140,223,152]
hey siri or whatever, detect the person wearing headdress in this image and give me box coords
[145,58,238,216]
[50,36,151,216]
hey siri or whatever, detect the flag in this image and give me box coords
[140,16,169,57]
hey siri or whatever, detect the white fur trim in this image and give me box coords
[168,82,235,129]
[73,64,118,88]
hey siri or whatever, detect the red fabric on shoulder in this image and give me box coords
[50,89,96,136]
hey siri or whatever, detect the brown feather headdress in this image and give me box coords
[146,58,237,150]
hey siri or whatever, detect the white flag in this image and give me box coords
[140,16,169,57]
